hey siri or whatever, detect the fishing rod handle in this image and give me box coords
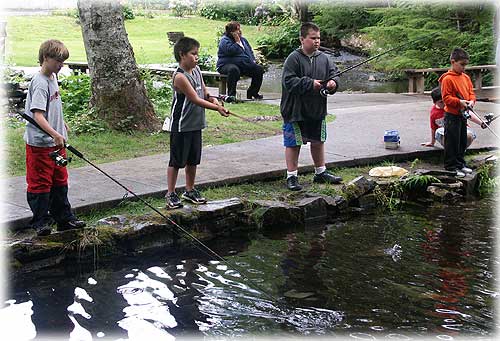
[21,113,84,157]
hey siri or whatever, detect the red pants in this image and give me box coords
[26,144,68,193]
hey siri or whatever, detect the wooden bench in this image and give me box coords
[404,65,497,94]
[65,62,229,95]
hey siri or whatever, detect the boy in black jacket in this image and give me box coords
[280,22,342,191]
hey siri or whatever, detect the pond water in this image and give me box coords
[238,50,409,94]
[3,198,498,340]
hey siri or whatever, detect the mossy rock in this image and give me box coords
[250,200,304,230]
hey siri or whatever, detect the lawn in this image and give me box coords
[6,103,336,177]
[5,14,273,66]
[5,101,294,177]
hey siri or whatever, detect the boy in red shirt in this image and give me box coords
[438,48,487,177]
[421,86,481,149]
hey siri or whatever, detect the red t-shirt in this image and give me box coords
[430,105,444,131]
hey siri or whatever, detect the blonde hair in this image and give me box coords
[38,39,69,65]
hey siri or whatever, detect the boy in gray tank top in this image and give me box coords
[24,39,85,236]
[165,37,230,209]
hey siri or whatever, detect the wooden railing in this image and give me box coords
[65,61,229,95]
[404,65,497,94]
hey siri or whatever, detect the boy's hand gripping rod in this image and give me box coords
[455,93,500,141]
[465,105,500,141]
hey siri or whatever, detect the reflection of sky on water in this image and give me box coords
[1,299,37,340]
[2,198,496,339]
[116,269,177,340]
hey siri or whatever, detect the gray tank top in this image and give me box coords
[167,66,207,132]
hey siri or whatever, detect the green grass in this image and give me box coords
[5,15,273,66]
[5,102,293,177]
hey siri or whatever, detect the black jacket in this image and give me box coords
[216,35,257,72]
[280,48,339,123]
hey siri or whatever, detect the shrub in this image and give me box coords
[256,19,301,59]
[59,72,106,134]
[169,0,195,17]
[139,68,173,120]
[311,3,381,40]
[197,48,217,71]
[123,5,135,20]
[199,1,255,23]
[358,3,495,84]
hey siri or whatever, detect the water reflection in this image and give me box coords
[2,198,497,339]
[238,51,409,94]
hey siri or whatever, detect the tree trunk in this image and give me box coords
[293,0,310,23]
[77,0,160,132]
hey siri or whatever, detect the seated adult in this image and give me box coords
[216,21,264,100]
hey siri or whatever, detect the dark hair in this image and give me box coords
[300,22,320,38]
[450,48,469,62]
[225,21,240,37]
[38,39,69,65]
[430,86,442,103]
[173,37,200,62]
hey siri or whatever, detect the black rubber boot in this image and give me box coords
[27,191,53,236]
[49,185,85,231]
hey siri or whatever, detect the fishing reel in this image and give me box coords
[49,149,71,167]
[320,79,337,98]
[320,87,336,98]
[219,95,237,103]
[484,113,498,125]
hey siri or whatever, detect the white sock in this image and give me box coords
[287,170,298,179]
[315,166,326,175]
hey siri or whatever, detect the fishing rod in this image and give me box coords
[465,106,500,141]
[318,32,440,96]
[19,112,281,304]
[212,94,282,103]
[455,93,500,141]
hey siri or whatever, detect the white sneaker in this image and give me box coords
[460,167,473,174]
[455,170,466,177]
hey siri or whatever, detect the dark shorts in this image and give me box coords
[283,119,327,147]
[26,144,68,193]
[169,130,202,168]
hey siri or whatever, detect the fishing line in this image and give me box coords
[320,31,440,78]
[19,112,281,304]
[210,95,350,158]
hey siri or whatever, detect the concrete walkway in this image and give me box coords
[3,91,498,229]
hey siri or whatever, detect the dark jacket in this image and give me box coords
[280,48,339,123]
[216,34,257,71]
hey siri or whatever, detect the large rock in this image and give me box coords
[342,176,375,205]
[456,173,478,198]
[468,154,498,169]
[427,185,463,203]
[192,198,244,219]
[250,200,304,230]
[296,196,327,224]
[304,193,348,217]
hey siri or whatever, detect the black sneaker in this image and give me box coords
[57,219,86,232]
[313,170,343,184]
[286,175,302,191]
[181,189,207,204]
[34,224,52,236]
[247,93,264,100]
[166,192,183,209]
